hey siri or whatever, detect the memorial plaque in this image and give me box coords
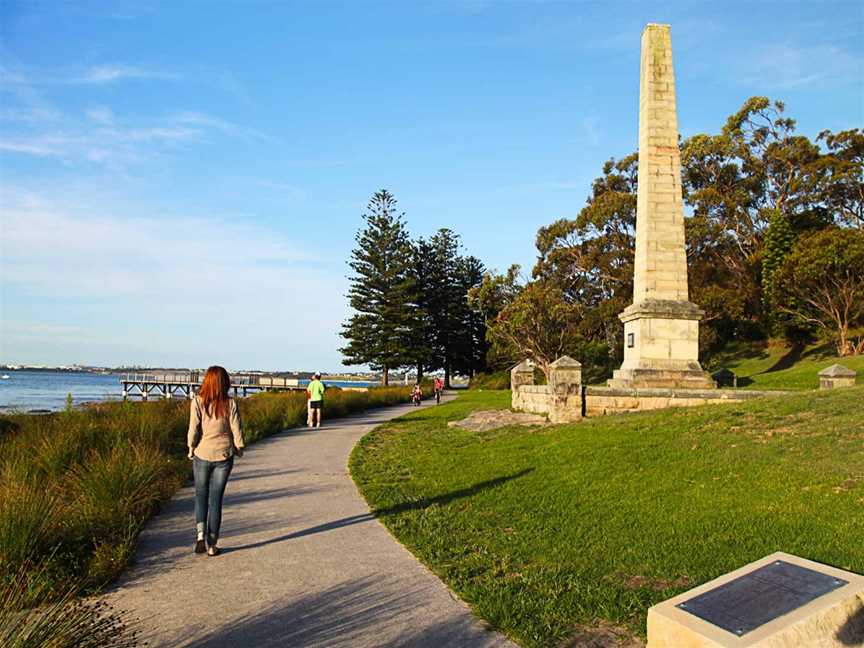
[676,560,848,636]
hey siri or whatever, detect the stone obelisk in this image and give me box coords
[609,24,715,389]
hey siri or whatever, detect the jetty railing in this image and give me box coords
[120,372,303,400]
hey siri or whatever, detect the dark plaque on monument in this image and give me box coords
[676,560,848,636]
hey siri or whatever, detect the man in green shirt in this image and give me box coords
[306,372,326,428]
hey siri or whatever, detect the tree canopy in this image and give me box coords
[480,97,864,377]
[341,192,488,383]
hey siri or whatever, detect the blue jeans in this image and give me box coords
[193,456,233,543]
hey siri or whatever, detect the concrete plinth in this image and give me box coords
[818,364,857,390]
[647,552,864,648]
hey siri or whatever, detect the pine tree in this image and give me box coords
[340,190,417,385]
[423,229,464,387]
[454,254,488,377]
[409,238,435,382]
[413,230,486,386]
[761,208,797,329]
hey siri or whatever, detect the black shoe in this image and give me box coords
[195,538,206,554]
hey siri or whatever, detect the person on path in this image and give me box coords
[307,372,326,428]
[434,377,444,404]
[187,366,244,557]
[411,383,423,406]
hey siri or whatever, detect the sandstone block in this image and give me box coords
[818,364,857,390]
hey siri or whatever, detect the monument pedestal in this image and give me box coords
[609,299,715,390]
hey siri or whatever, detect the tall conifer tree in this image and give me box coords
[454,254,488,376]
[340,190,417,385]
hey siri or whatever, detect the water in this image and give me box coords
[300,380,377,389]
[0,371,381,412]
[0,370,122,412]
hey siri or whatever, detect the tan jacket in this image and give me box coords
[187,396,244,462]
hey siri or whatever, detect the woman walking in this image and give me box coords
[188,366,245,556]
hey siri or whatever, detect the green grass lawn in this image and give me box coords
[351,388,864,647]
[706,340,864,390]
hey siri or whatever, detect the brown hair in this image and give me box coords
[199,366,231,419]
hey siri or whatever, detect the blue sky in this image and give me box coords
[1,1,862,371]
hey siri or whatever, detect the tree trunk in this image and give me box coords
[416,362,423,383]
[382,366,389,386]
[444,362,450,389]
[838,320,851,357]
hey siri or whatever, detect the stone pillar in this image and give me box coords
[609,24,715,390]
[549,355,582,392]
[510,359,534,410]
[818,364,857,389]
[549,356,583,423]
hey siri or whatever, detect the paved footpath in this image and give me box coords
[104,397,516,648]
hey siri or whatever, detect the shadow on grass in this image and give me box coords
[763,344,804,374]
[225,468,534,554]
[181,575,500,647]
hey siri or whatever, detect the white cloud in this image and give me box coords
[0,140,63,156]
[1,108,262,168]
[74,64,176,84]
[742,43,861,89]
[0,106,61,123]
[0,63,177,86]
[87,106,115,124]
[171,110,273,142]
[0,187,349,368]
[1,189,323,299]
[252,179,307,199]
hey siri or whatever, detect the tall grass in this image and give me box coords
[1,561,138,648]
[0,385,414,645]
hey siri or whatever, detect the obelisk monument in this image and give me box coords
[609,24,715,389]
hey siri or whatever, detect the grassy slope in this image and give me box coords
[706,340,864,390]
[351,388,864,647]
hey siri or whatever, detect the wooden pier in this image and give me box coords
[120,372,305,401]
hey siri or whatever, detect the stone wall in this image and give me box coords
[510,356,788,422]
[510,356,583,423]
[513,385,553,416]
[585,386,780,416]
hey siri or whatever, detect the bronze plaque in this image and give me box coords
[676,560,847,636]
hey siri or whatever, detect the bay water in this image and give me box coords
[0,370,122,412]
[0,371,380,412]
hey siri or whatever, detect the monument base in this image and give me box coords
[611,299,716,390]
[608,367,716,390]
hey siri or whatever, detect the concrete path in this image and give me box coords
[104,397,516,648]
